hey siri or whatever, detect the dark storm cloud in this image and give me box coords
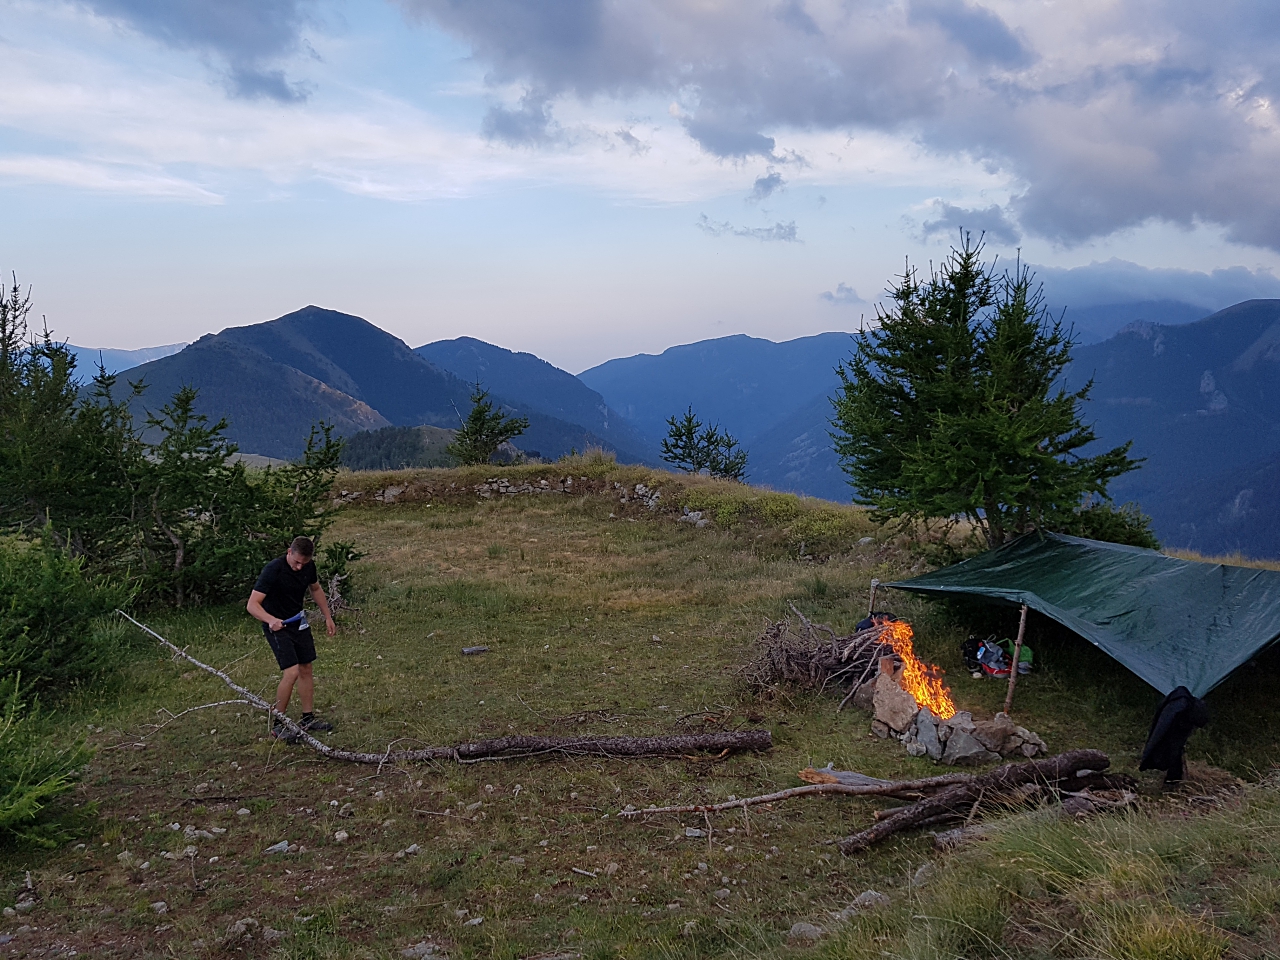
[401,0,1280,252]
[1032,260,1280,312]
[83,0,315,102]
[923,201,1021,245]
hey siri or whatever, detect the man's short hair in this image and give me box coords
[289,536,315,559]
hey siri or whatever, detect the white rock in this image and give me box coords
[333,831,349,843]
[401,943,439,958]
[788,922,824,943]
[264,840,290,854]
[463,916,484,927]
[236,808,251,817]
[150,901,168,915]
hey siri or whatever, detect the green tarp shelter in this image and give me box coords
[886,532,1280,697]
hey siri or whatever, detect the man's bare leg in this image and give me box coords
[296,662,314,714]
[276,664,301,716]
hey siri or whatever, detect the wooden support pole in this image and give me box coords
[1003,603,1029,715]
[868,578,880,617]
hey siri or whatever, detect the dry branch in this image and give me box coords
[619,770,974,817]
[741,610,891,699]
[836,749,1110,854]
[119,611,771,765]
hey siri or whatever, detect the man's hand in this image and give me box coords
[325,617,336,637]
[269,618,284,632]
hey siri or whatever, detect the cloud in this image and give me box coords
[80,0,315,102]
[1032,259,1280,312]
[922,201,1021,245]
[907,0,1032,68]
[481,91,558,146]
[614,127,649,155]
[401,0,1280,251]
[820,282,864,306]
[696,215,798,242]
[749,170,784,202]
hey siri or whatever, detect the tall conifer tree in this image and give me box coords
[830,236,1142,548]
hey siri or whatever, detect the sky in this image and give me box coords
[3,0,1280,373]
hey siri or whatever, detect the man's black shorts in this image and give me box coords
[263,622,316,670]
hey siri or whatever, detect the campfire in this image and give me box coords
[744,608,1046,766]
[875,619,956,720]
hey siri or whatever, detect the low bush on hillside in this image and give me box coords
[0,535,132,693]
[0,681,91,847]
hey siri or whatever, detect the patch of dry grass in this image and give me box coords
[3,464,1280,959]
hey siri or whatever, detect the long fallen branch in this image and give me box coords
[837,749,1110,853]
[119,611,771,765]
[619,770,976,817]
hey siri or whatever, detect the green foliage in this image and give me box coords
[341,424,456,470]
[137,396,344,605]
[447,385,530,465]
[0,535,131,692]
[0,277,344,609]
[0,680,91,846]
[0,277,143,561]
[660,406,749,480]
[319,539,364,604]
[830,236,1142,548]
[1053,496,1161,549]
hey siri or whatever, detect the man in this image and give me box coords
[247,536,337,742]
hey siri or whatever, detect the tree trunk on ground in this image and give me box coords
[837,749,1110,854]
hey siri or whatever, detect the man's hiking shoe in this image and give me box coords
[300,716,334,733]
[270,722,301,744]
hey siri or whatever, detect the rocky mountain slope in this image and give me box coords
[415,337,657,464]
[123,307,624,461]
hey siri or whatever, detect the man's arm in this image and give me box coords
[310,581,337,636]
[247,590,283,632]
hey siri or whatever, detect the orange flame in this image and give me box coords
[878,619,956,720]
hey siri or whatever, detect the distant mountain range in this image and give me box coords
[90,297,1280,557]
[1064,299,1280,557]
[67,341,186,374]
[120,307,628,461]
[415,337,658,463]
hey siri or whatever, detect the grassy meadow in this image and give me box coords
[4,458,1280,959]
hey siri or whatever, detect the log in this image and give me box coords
[836,749,1109,854]
[118,612,771,765]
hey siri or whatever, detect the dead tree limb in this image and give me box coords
[119,611,771,765]
[620,770,974,817]
[836,749,1110,854]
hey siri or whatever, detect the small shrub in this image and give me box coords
[0,535,132,692]
[0,680,91,846]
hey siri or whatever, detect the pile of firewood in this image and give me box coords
[741,604,891,702]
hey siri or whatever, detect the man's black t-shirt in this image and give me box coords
[253,555,318,620]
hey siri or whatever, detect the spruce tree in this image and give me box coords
[830,236,1142,548]
[447,385,530,465]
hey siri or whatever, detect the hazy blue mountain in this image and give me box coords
[1059,301,1208,344]
[578,332,857,444]
[1065,299,1280,555]
[124,336,391,459]
[415,336,659,463]
[1149,448,1280,559]
[67,341,186,375]
[743,391,851,502]
[125,306,630,461]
